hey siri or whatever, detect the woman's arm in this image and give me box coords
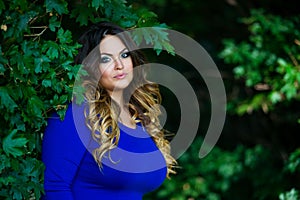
[42,103,87,200]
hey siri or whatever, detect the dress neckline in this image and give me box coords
[118,122,151,139]
[118,121,137,130]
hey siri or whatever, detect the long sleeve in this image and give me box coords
[42,102,168,200]
[42,103,87,200]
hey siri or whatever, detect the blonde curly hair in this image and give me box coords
[75,22,177,177]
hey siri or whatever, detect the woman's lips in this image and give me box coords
[113,73,127,79]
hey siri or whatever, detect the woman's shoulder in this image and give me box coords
[43,101,92,147]
[47,100,86,121]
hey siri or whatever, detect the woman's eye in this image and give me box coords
[100,56,111,63]
[121,52,130,59]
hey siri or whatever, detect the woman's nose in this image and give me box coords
[114,57,124,70]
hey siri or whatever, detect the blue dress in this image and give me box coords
[42,103,167,200]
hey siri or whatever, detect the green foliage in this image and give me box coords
[2,1,298,199]
[217,8,300,200]
[145,137,294,200]
[0,0,173,199]
[3,129,28,158]
[219,9,300,116]
[285,149,300,174]
[279,149,300,200]
[279,189,300,200]
[131,26,175,55]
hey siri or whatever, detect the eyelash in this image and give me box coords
[100,52,131,63]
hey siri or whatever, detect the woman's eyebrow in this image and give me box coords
[101,48,128,56]
[120,48,129,53]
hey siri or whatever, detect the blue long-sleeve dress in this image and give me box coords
[42,102,167,200]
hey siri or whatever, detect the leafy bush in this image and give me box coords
[279,149,300,200]
[0,0,172,199]
[219,9,300,117]
[218,8,300,199]
[145,136,299,200]
[280,188,300,200]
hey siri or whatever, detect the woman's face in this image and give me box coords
[98,35,133,94]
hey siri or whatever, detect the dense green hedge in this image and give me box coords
[0,1,171,199]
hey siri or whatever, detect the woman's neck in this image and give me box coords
[109,90,136,129]
[109,90,125,108]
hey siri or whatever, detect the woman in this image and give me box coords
[42,21,176,199]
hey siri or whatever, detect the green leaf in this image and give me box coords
[0,154,11,173]
[73,85,86,105]
[131,27,174,55]
[269,91,282,104]
[0,87,18,112]
[131,29,144,46]
[42,41,59,59]
[153,41,163,55]
[162,41,175,55]
[233,66,245,77]
[279,188,299,200]
[27,96,44,117]
[2,129,28,158]
[137,9,159,27]
[0,1,5,15]
[119,19,136,28]
[0,46,8,73]
[91,0,104,10]
[49,16,61,32]
[42,79,52,87]
[57,28,72,44]
[34,55,51,73]
[70,4,95,26]
[45,0,68,15]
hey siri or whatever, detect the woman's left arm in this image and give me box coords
[42,104,87,200]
